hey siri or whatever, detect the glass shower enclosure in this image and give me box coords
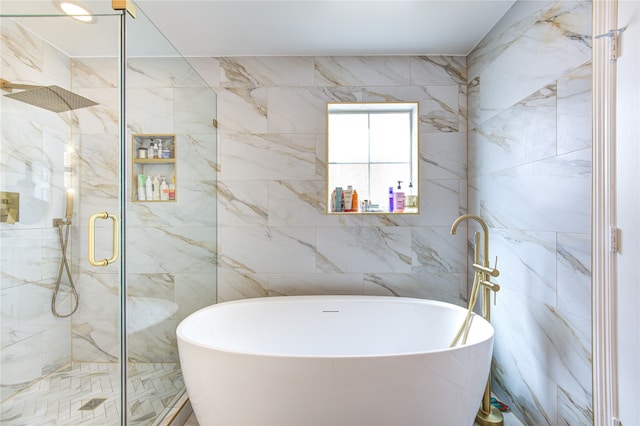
[0,2,217,424]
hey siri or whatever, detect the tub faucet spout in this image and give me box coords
[450,214,489,264]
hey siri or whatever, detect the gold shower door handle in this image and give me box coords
[88,212,119,267]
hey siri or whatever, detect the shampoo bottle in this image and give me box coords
[137,175,146,201]
[351,189,358,212]
[331,189,336,212]
[145,174,153,200]
[169,176,176,200]
[388,187,394,212]
[148,141,156,159]
[407,181,418,210]
[160,177,169,200]
[152,176,160,200]
[335,187,343,212]
[344,185,353,212]
[394,181,405,212]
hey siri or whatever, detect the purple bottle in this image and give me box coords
[388,187,394,212]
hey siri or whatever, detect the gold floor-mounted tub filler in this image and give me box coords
[451,214,504,426]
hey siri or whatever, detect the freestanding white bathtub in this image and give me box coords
[177,295,494,426]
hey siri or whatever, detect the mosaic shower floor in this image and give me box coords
[0,362,184,426]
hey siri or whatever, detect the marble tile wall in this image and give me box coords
[0,18,75,402]
[1,20,218,406]
[201,56,469,304]
[71,56,218,363]
[467,1,592,424]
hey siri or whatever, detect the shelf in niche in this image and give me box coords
[133,158,176,164]
[132,133,177,203]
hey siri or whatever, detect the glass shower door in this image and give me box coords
[124,4,218,425]
[0,4,125,425]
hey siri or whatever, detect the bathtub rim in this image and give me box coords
[176,295,494,359]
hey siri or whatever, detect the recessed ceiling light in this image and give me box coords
[59,2,93,22]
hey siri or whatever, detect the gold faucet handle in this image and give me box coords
[472,263,500,277]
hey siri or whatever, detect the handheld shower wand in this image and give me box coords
[52,190,79,318]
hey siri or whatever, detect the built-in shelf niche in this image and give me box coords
[132,134,177,202]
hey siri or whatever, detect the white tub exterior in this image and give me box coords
[177,295,494,426]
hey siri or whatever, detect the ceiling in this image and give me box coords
[1,0,516,57]
[135,0,516,57]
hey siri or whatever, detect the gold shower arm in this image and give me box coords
[0,79,43,93]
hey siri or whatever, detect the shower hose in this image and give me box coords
[51,218,79,318]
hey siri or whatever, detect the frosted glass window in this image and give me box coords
[327,102,419,214]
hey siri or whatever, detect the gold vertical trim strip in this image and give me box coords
[112,0,137,18]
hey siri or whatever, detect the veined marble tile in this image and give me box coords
[75,272,119,322]
[314,56,411,87]
[0,334,42,401]
[557,61,592,155]
[175,273,217,322]
[219,133,316,180]
[458,84,468,133]
[421,132,466,180]
[221,57,314,88]
[491,291,559,426]
[0,19,45,83]
[492,288,592,425]
[126,198,177,228]
[472,1,591,127]
[469,83,557,177]
[489,228,557,306]
[316,133,327,180]
[126,88,174,134]
[175,133,218,181]
[74,88,119,136]
[216,271,268,303]
[41,324,71,375]
[71,58,119,88]
[1,283,59,347]
[411,227,466,274]
[556,232,591,319]
[469,148,591,233]
[421,180,463,227]
[363,85,459,133]
[217,180,269,227]
[364,272,464,305]
[126,227,216,275]
[169,181,217,227]
[128,273,174,301]
[468,1,554,79]
[268,180,363,227]
[317,227,411,273]
[267,87,327,133]
[187,57,221,88]
[216,87,268,134]
[174,87,217,134]
[219,227,317,274]
[555,310,593,425]
[410,56,466,86]
[0,229,44,287]
[42,41,72,88]
[127,319,178,363]
[268,273,364,296]
[127,57,207,89]
[72,320,119,362]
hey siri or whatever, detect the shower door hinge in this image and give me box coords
[595,28,625,61]
[610,226,620,253]
[112,0,137,18]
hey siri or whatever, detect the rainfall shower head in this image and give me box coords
[1,79,98,113]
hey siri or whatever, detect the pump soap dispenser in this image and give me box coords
[394,181,405,212]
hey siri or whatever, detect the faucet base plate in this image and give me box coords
[475,405,504,426]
